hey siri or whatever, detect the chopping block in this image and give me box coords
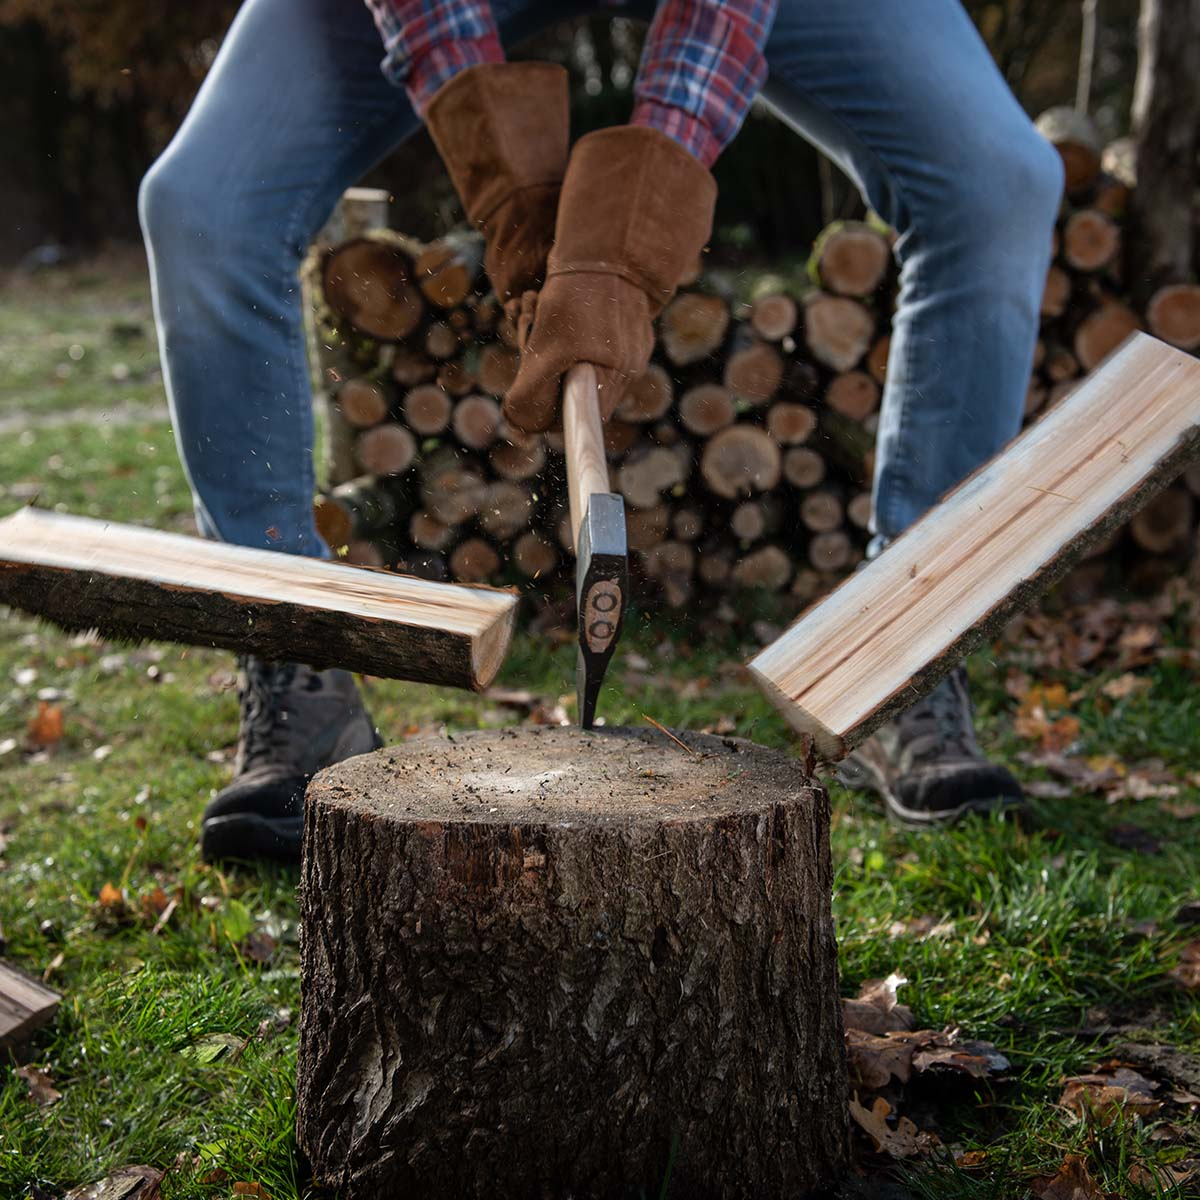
[295,725,847,1199]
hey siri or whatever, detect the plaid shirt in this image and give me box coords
[364,0,777,165]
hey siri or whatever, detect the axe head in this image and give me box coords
[575,491,628,729]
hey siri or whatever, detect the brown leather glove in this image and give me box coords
[424,62,568,302]
[503,126,717,433]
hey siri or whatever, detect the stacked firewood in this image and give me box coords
[306,117,1200,614]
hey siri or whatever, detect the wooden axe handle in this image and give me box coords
[563,363,609,551]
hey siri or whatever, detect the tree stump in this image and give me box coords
[296,725,847,1199]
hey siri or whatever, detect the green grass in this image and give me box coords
[1,258,1198,1198]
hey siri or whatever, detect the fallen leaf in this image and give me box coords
[185,1032,246,1064]
[139,887,170,920]
[1032,1154,1109,1200]
[848,1094,940,1159]
[1102,673,1151,701]
[16,1064,62,1106]
[1060,1067,1161,1124]
[1107,823,1162,854]
[242,930,277,964]
[98,882,125,908]
[1128,1161,1196,1191]
[232,1184,272,1199]
[842,974,916,1035]
[27,701,65,749]
[1169,941,1200,991]
[64,1165,164,1200]
[911,1035,1010,1079]
[955,1149,989,1169]
[845,1028,917,1088]
[1161,800,1200,819]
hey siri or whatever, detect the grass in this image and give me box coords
[1,257,1198,1198]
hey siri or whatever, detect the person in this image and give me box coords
[138,0,1063,863]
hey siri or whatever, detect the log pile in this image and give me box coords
[305,119,1200,619]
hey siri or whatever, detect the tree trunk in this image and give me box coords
[296,726,848,1200]
[1131,0,1200,300]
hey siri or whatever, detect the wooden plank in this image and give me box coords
[748,333,1200,759]
[0,509,517,691]
[0,960,60,1048]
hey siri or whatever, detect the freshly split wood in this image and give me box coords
[749,334,1200,759]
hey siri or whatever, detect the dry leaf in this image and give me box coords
[139,887,170,920]
[845,1028,917,1088]
[1102,673,1151,701]
[98,882,125,908]
[1169,941,1200,991]
[1161,800,1200,819]
[848,1094,940,1159]
[911,1036,1010,1079]
[64,1165,163,1200]
[1060,1068,1161,1124]
[16,1064,62,1106]
[232,1185,272,1199]
[242,930,277,964]
[27,700,65,749]
[1032,1154,1109,1200]
[842,973,916,1035]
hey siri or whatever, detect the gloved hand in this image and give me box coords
[424,62,568,303]
[503,126,717,433]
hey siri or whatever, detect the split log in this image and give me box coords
[749,293,798,342]
[1074,301,1140,370]
[616,364,674,423]
[410,511,456,552]
[395,550,448,582]
[1025,383,1048,419]
[624,504,670,551]
[1145,284,1200,350]
[847,492,872,531]
[477,344,520,397]
[296,726,847,1199]
[730,499,778,542]
[602,420,640,457]
[1042,265,1073,318]
[732,544,792,591]
[0,961,60,1050]
[321,477,397,544]
[866,335,890,385]
[799,490,845,534]
[659,293,730,365]
[809,220,891,297]
[671,507,705,541]
[323,239,424,341]
[807,530,854,572]
[700,426,781,499]
[1043,344,1080,384]
[0,508,517,689]
[316,187,390,248]
[425,321,461,361]
[356,424,417,476]
[697,543,734,585]
[1035,105,1102,192]
[618,445,690,509]
[724,342,784,406]
[392,346,437,388]
[403,384,453,436]
[336,378,389,429]
[344,540,386,569]
[437,359,477,397]
[452,394,502,451]
[1062,209,1120,272]
[679,384,735,436]
[490,436,547,482]
[802,293,875,372]
[824,371,879,421]
[749,334,1200,758]
[478,480,534,540]
[415,231,484,309]
[313,494,354,552]
[783,446,827,489]
[1129,486,1194,553]
[641,541,696,607]
[511,531,558,579]
[421,453,487,525]
[449,537,501,583]
[766,402,817,446]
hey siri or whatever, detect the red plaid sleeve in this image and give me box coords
[632,0,778,166]
[364,0,503,112]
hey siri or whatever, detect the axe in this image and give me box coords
[563,363,628,728]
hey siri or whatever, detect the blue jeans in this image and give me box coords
[140,0,1062,557]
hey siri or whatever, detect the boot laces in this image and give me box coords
[897,668,976,764]
[238,657,302,767]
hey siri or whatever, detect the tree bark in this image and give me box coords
[296,726,848,1200]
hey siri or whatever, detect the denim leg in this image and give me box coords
[139,0,571,555]
[760,0,1064,547]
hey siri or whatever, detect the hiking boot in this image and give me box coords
[200,656,382,864]
[837,667,1025,829]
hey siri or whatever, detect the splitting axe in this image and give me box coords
[563,363,629,728]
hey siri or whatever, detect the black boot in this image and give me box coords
[837,666,1025,829]
[201,656,382,864]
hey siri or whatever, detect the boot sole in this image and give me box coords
[200,812,304,865]
[837,756,1026,830]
